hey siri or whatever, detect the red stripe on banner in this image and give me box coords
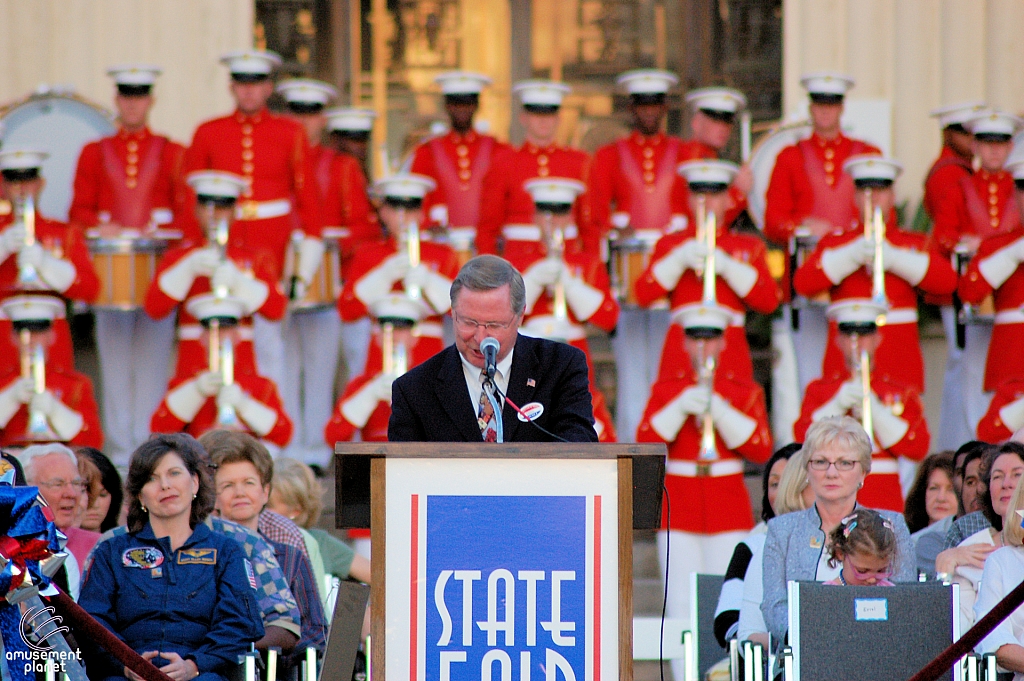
[410,494,419,681]
[594,495,602,681]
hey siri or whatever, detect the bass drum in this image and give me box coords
[746,120,812,231]
[0,90,116,221]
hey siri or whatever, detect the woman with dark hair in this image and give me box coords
[712,443,802,647]
[904,451,956,574]
[79,433,264,681]
[76,447,124,532]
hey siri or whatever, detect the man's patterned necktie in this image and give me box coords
[477,375,497,442]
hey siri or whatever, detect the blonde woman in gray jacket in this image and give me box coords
[760,416,915,644]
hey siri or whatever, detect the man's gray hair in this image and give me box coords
[450,255,526,315]
[18,444,78,483]
[802,416,872,474]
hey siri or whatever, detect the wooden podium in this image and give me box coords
[335,442,666,681]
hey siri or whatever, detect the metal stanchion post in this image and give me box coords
[729,639,740,681]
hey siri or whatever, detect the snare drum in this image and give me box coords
[88,236,170,309]
[791,228,829,306]
[609,231,666,308]
[286,236,341,312]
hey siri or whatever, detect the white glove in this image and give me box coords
[158,247,219,301]
[189,248,221,277]
[715,249,758,297]
[295,237,326,285]
[420,268,452,315]
[978,237,1024,289]
[869,392,910,449]
[220,265,269,315]
[225,386,279,437]
[999,395,1024,433]
[429,204,449,228]
[340,373,395,429]
[563,272,606,321]
[648,385,711,441]
[30,391,83,442]
[709,394,759,450]
[650,240,706,290]
[33,250,77,293]
[820,237,871,284]
[165,379,211,422]
[211,260,241,292]
[522,259,565,312]
[0,224,26,257]
[353,254,410,307]
[835,380,865,411]
[18,243,45,271]
[0,377,33,428]
[404,264,431,291]
[196,372,223,397]
[881,241,930,286]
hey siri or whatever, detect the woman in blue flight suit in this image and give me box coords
[80,433,264,681]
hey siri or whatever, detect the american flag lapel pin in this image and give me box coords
[527,378,536,387]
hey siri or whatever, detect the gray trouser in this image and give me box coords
[612,307,671,443]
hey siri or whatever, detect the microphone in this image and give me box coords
[480,337,499,380]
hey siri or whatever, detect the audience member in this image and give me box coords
[952,441,990,518]
[904,451,957,574]
[77,447,123,532]
[823,509,898,586]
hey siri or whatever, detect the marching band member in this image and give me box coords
[764,73,880,443]
[325,106,375,175]
[0,295,102,448]
[958,155,1024,400]
[636,301,771,679]
[410,71,513,239]
[513,178,619,441]
[337,173,459,372]
[950,111,1024,440]
[68,64,189,465]
[0,149,99,374]
[587,68,687,442]
[477,80,593,256]
[794,300,929,512]
[794,155,957,395]
[184,50,323,409]
[277,79,351,465]
[636,160,780,383]
[925,101,987,451]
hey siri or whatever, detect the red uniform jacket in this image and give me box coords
[675,139,748,227]
[0,367,102,448]
[69,126,192,237]
[925,146,975,258]
[410,130,514,230]
[977,380,1024,443]
[477,142,593,255]
[959,228,1024,390]
[794,221,957,392]
[635,226,781,382]
[763,132,880,301]
[637,370,771,534]
[794,369,929,512]
[320,150,378,276]
[586,132,690,240]
[184,109,323,279]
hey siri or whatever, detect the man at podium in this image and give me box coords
[388,255,599,442]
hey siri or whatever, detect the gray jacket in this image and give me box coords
[760,504,915,642]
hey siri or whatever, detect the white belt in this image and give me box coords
[868,458,899,474]
[520,315,587,341]
[322,226,351,240]
[671,307,746,328]
[880,308,917,325]
[235,199,292,221]
[502,224,579,241]
[177,324,255,341]
[633,229,662,246]
[151,208,173,225]
[994,309,1024,325]
[447,227,475,249]
[665,459,744,478]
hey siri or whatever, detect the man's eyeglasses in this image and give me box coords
[453,312,517,334]
[37,478,86,492]
[807,458,860,472]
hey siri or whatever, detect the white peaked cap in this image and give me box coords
[186,171,249,200]
[186,293,247,323]
[523,177,586,205]
[276,79,338,105]
[1006,159,1024,181]
[616,69,679,95]
[106,64,162,86]
[513,80,571,108]
[372,173,436,200]
[800,71,855,96]
[930,101,987,128]
[0,149,48,171]
[685,87,746,113]
[966,109,1024,137]
[672,302,733,331]
[827,299,888,324]
[0,295,65,323]
[370,293,425,323]
[434,71,492,95]
[842,154,903,183]
[219,50,282,75]
[676,159,739,188]
[325,107,376,132]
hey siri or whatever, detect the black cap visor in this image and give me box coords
[376,316,417,329]
[117,84,153,97]
[630,93,666,106]
[200,315,240,329]
[523,104,560,114]
[231,72,270,83]
[837,321,877,335]
[975,132,1013,143]
[12,318,53,333]
[853,178,894,190]
[1015,179,1024,191]
[287,102,325,115]
[1,168,40,182]
[384,196,423,210]
[684,326,724,339]
[196,194,238,208]
[945,123,968,134]
[699,108,736,124]
[688,181,729,194]
[809,93,844,105]
[534,201,574,215]
[330,129,371,141]
[445,94,479,106]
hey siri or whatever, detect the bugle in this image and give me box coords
[16,195,40,287]
[540,210,568,320]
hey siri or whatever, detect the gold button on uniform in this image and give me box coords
[126,178,137,189]
[643,147,654,158]
[990,183,999,194]
[126,154,138,164]
[126,165,138,177]
[459,170,471,181]
[242,138,253,148]
[643,160,654,171]
[538,155,548,166]
[242,163,254,174]
[538,167,550,177]
[457,145,468,156]
[824,161,834,172]
[126,141,138,152]
[643,172,655,183]
[242,150,254,161]
[241,124,253,135]
[457,157,470,169]
[824,148,835,159]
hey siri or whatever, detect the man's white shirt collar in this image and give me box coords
[460,343,515,410]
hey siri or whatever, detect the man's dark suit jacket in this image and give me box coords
[388,334,599,442]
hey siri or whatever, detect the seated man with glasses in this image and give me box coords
[18,443,100,599]
[388,254,599,442]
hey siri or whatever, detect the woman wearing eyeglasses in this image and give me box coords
[761,416,914,649]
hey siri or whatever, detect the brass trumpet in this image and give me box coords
[694,198,719,461]
[540,210,568,320]
[381,321,409,377]
[208,319,241,429]
[207,204,231,300]
[397,209,422,301]
[15,195,40,288]
[863,190,887,314]
[851,333,874,444]
[20,328,52,439]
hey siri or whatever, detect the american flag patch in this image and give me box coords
[527,378,536,387]
[244,559,257,589]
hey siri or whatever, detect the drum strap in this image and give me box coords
[797,137,864,230]
[100,135,167,228]
[429,135,493,228]
[959,174,1021,239]
[615,136,678,232]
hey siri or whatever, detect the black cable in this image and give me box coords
[489,381,571,443]
[661,482,670,681]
